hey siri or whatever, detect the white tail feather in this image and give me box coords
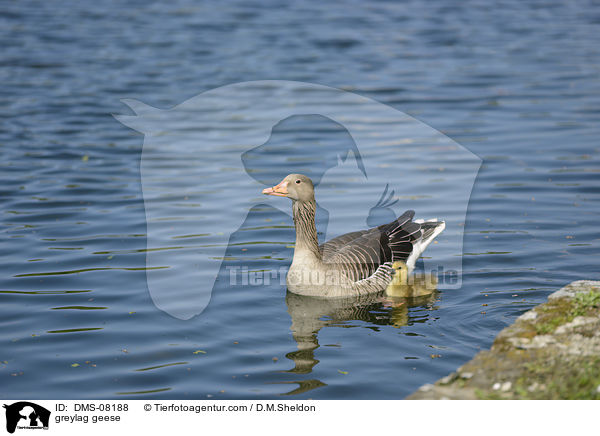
[405,220,445,273]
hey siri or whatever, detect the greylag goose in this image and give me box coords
[263,174,446,298]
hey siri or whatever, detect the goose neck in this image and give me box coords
[292,199,321,260]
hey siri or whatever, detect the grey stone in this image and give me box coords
[408,280,600,400]
[517,310,538,322]
[549,280,600,301]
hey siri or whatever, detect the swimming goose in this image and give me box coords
[263,174,445,297]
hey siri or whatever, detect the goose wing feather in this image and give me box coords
[321,227,391,282]
[319,210,419,283]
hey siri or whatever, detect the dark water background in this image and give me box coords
[1,0,599,399]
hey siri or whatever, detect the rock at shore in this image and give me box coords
[408,280,600,400]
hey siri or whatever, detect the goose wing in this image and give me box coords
[321,227,391,282]
[319,229,369,259]
[320,210,418,283]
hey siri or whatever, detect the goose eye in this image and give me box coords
[295,179,301,184]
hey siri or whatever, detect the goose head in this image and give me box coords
[263,174,315,203]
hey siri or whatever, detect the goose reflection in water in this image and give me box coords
[277,286,439,396]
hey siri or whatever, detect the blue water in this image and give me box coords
[1,0,599,399]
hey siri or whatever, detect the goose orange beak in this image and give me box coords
[263,180,289,197]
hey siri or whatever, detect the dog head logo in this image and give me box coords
[3,402,50,434]
[115,80,481,320]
